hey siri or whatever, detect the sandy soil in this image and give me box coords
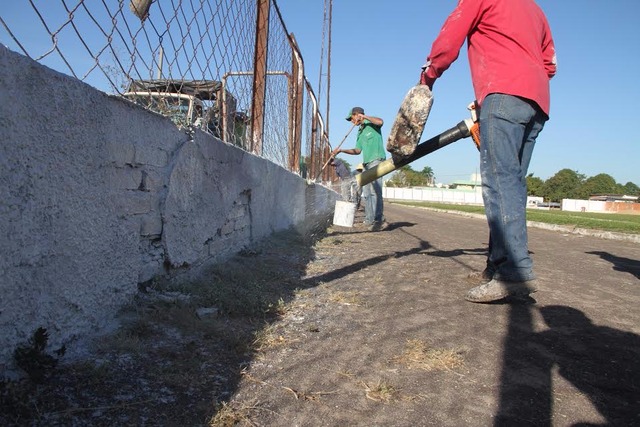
[2,203,639,426]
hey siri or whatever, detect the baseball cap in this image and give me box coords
[345,106,364,121]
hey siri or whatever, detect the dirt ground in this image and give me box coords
[2,203,639,426]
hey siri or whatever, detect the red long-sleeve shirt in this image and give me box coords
[424,0,557,116]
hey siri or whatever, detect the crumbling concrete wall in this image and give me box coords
[0,45,336,366]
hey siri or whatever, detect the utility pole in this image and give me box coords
[325,0,332,137]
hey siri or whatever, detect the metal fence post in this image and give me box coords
[288,34,304,173]
[251,0,270,155]
[305,79,327,180]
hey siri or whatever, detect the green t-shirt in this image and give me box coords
[355,120,386,164]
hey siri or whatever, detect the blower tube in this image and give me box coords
[356,118,474,188]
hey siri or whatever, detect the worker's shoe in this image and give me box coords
[466,268,494,285]
[368,221,387,232]
[465,278,537,303]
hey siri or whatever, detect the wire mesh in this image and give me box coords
[301,80,328,180]
[0,0,333,176]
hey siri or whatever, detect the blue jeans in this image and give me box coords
[362,159,384,224]
[479,94,547,282]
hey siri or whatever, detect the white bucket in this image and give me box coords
[332,200,356,227]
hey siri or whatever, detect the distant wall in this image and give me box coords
[385,188,640,216]
[384,187,483,205]
[562,199,640,214]
[0,45,336,366]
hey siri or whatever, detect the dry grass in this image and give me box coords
[303,264,324,275]
[282,386,336,401]
[393,339,465,372]
[334,369,356,379]
[209,401,259,427]
[241,371,335,404]
[286,291,310,313]
[328,290,363,306]
[362,379,398,403]
[252,324,289,352]
[314,235,344,248]
[265,297,289,316]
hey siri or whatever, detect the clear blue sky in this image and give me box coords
[277,0,640,186]
[2,1,638,186]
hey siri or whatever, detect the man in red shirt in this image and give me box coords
[420,0,557,303]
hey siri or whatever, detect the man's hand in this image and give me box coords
[352,113,365,125]
[420,64,435,90]
[331,148,341,157]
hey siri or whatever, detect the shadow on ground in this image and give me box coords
[496,304,640,426]
[586,250,640,280]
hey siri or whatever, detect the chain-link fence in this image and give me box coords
[1,0,332,176]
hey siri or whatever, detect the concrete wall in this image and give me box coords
[562,199,640,214]
[0,45,336,366]
[385,188,640,215]
[562,199,607,213]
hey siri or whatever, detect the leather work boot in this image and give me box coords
[465,278,537,303]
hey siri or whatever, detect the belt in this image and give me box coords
[364,158,384,167]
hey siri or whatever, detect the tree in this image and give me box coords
[526,173,545,196]
[576,173,619,199]
[386,165,430,187]
[622,181,640,197]
[420,166,435,186]
[385,168,406,188]
[542,169,585,202]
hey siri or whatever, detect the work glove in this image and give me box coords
[419,62,436,90]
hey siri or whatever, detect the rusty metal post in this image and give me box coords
[287,82,296,170]
[250,0,270,155]
[288,34,304,173]
[310,112,318,179]
[287,66,294,168]
[304,79,328,180]
[322,142,331,182]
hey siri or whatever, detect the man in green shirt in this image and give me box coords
[332,107,386,230]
